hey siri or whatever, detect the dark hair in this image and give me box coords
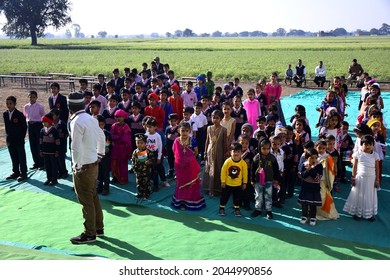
[79,78,88,85]
[326,134,336,142]
[50,108,60,115]
[247,88,255,95]
[341,121,349,127]
[89,100,101,107]
[145,116,157,127]
[135,82,143,88]
[270,135,281,143]
[93,83,102,90]
[167,70,174,75]
[183,106,194,114]
[254,130,267,140]
[295,105,306,113]
[258,136,271,151]
[325,110,341,129]
[168,113,178,120]
[230,142,243,151]
[222,101,232,108]
[186,81,193,86]
[106,81,115,88]
[215,86,222,92]
[257,116,266,123]
[360,135,375,145]
[121,89,130,95]
[269,104,278,112]
[29,90,38,97]
[83,91,93,97]
[50,82,60,90]
[195,101,202,108]
[303,140,315,149]
[211,109,223,119]
[285,125,293,132]
[131,101,141,109]
[295,118,306,126]
[369,110,382,117]
[305,148,318,159]
[179,120,191,130]
[314,139,326,148]
[238,134,250,142]
[96,115,105,123]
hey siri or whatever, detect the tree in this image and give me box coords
[183,28,193,37]
[165,32,172,38]
[370,28,379,35]
[333,27,347,36]
[0,0,72,45]
[239,31,249,37]
[98,31,107,38]
[65,28,72,38]
[174,30,182,37]
[72,23,81,38]
[379,23,390,35]
[276,28,286,36]
[211,30,222,37]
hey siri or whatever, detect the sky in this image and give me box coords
[1,0,390,36]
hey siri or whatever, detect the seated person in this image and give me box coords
[293,59,306,87]
[347,58,364,85]
[314,61,327,87]
[285,64,293,85]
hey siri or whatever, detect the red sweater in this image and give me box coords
[144,105,165,132]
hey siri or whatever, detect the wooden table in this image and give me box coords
[48,73,75,79]
[46,79,75,92]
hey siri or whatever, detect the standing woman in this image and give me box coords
[264,72,286,126]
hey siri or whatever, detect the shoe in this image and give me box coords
[300,216,308,224]
[161,181,170,188]
[166,172,174,179]
[70,232,96,244]
[266,211,273,219]
[367,216,376,222]
[128,168,134,174]
[97,187,103,194]
[44,180,50,185]
[17,174,27,182]
[234,208,242,217]
[200,160,205,166]
[309,218,316,226]
[218,208,225,216]
[6,173,19,180]
[111,177,118,183]
[353,215,361,221]
[101,189,109,195]
[29,165,39,170]
[96,229,104,237]
[48,180,57,186]
[143,194,150,200]
[136,193,143,198]
[251,210,262,218]
[38,166,45,170]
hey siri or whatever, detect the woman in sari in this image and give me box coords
[171,121,206,210]
[264,72,286,126]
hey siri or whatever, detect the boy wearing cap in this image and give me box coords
[132,133,152,199]
[195,74,208,101]
[168,84,184,122]
[182,81,197,108]
[40,113,61,186]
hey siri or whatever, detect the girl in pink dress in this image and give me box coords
[264,72,285,125]
[243,88,261,132]
[171,121,206,210]
[111,109,132,184]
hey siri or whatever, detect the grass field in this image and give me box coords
[1,36,389,81]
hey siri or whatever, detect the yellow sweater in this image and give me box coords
[220,157,248,187]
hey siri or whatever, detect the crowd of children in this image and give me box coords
[3,60,386,225]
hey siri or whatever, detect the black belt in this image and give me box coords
[28,121,40,124]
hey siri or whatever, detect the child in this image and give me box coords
[285,64,293,85]
[102,95,119,132]
[251,137,281,219]
[105,81,121,103]
[96,115,112,195]
[117,89,132,117]
[194,74,208,101]
[182,81,197,108]
[144,93,165,136]
[171,121,206,210]
[315,91,338,129]
[203,110,228,197]
[219,143,248,217]
[298,148,323,226]
[281,126,298,199]
[79,78,88,93]
[319,110,342,145]
[128,101,145,159]
[233,77,243,97]
[253,116,266,137]
[83,91,93,112]
[243,88,260,131]
[132,133,152,199]
[183,106,197,137]
[241,123,258,153]
[367,118,385,186]
[231,95,248,140]
[201,95,214,126]
[167,84,184,122]
[159,88,173,131]
[133,82,148,114]
[325,134,342,193]
[40,113,60,186]
[145,117,170,192]
[92,84,107,114]
[221,102,236,147]
[343,135,380,221]
[192,102,208,163]
[97,73,107,96]
[23,90,45,170]
[51,109,69,179]
[165,113,180,179]
[110,109,132,185]
[270,135,284,206]
[294,118,311,161]
[238,134,255,211]
[4,96,28,181]
[338,121,354,183]
[205,71,215,98]
[255,83,268,116]
[315,139,339,220]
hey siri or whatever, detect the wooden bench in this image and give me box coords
[304,78,331,88]
[178,76,197,88]
[48,72,75,79]
[46,79,75,92]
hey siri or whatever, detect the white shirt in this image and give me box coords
[23,102,45,122]
[91,94,108,114]
[145,131,163,159]
[315,65,326,77]
[271,148,284,172]
[191,112,208,130]
[70,110,105,169]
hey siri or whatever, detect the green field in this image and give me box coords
[1,36,389,81]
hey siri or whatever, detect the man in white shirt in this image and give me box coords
[68,92,106,244]
[314,61,327,87]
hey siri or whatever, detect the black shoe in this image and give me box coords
[96,229,104,237]
[97,187,103,194]
[128,168,134,174]
[111,177,118,183]
[218,208,226,216]
[353,215,361,221]
[44,180,50,185]
[251,210,262,217]
[367,216,376,222]
[6,173,19,180]
[70,233,96,244]
[38,166,45,170]
[234,208,242,217]
[266,211,273,219]
[29,165,39,170]
[166,172,175,179]
[17,174,27,182]
[48,180,57,186]
[101,189,109,195]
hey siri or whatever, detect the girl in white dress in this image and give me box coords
[343,135,380,221]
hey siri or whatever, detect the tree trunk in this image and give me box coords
[30,26,37,46]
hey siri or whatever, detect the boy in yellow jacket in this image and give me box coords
[219,143,248,217]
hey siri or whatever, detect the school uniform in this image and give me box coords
[128,113,145,155]
[282,140,298,198]
[91,94,108,115]
[102,106,118,132]
[192,112,208,161]
[3,108,28,178]
[54,120,69,178]
[110,77,125,95]
[132,93,148,114]
[165,125,179,175]
[48,93,69,123]
[40,126,61,184]
[231,106,248,140]
[24,101,45,168]
[118,99,132,117]
[98,129,112,193]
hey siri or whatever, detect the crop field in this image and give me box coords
[0,36,389,81]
